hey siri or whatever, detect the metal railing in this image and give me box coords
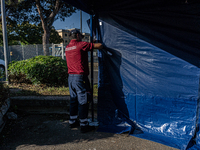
[0,44,99,83]
[0,44,98,63]
[0,44,65,62]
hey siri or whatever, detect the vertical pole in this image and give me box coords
[9,47,11,62]
[36,45,38,56]
[90,15,94,121]
[1,0,9,83]
[52,43,55,56]
[61,43,64,60]
[22,45,24,60]
[80,10,82,33]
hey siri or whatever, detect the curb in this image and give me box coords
[10,96,97,114]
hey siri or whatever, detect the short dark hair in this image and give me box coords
[69,29,84,39]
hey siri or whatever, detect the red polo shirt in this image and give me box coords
[65,39,94,75]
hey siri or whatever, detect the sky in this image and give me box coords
[53,10,91,33]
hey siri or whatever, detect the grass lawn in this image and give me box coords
[7,83,98,99]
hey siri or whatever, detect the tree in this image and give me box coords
[0,20,63,45]
[50,28,63,44]
[14,21,43,45]
[0,18,19,45]
[4,0,76,55]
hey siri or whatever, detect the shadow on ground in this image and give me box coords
[0,113,178,150]
[0,84,177,150]
[0,113,115,150]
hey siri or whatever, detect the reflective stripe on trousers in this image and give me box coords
[68,74,91,126]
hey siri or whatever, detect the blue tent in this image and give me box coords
[63,0,200,149]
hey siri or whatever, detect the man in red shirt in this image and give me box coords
[65,29,103,133]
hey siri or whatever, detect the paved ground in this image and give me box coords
[0,113,178,150]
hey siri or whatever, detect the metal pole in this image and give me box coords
[36,45,38,56]
[22,45,24,60]
[9,47,11,62]
[52,43,55,56]
[90,15,94,121]
[1,0,9,84]
[80,10,82,33]
[61,43,64,60]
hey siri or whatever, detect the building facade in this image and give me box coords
[56,28,90,46]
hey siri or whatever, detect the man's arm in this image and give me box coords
[93,43,103,49]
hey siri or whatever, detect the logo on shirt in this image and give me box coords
[65,46,77,51]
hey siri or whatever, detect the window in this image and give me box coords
[65,33,67,37]
[65,40,68,43]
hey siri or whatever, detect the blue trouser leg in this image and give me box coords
[68,75,78,124]
[68,74,91,126]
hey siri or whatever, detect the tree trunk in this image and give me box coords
[43,30,50,56]
[36,0,61,56]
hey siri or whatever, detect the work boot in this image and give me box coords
[69,120,79,128]
[80,125,95,133]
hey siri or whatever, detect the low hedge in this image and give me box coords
[0,82,9,108]
[8,56,68,86]
[0,69,4,79]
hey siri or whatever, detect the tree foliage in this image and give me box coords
[0,20,63,45]
[50,28,64,44]
[0,18,19,45]
[13,21,43,45]
[4,0,77,55]
[6,0,76,24]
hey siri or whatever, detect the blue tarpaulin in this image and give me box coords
[63,0,200,149]
[97,20,199,150]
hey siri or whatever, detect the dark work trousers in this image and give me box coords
[68,74,91,126]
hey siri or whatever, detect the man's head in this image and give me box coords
[69,29,84,41]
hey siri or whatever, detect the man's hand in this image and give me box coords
[94,43,103,49]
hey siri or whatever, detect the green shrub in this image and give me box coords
[0,82,9,107]
[0,70,3,79]
[8,56,68,86]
